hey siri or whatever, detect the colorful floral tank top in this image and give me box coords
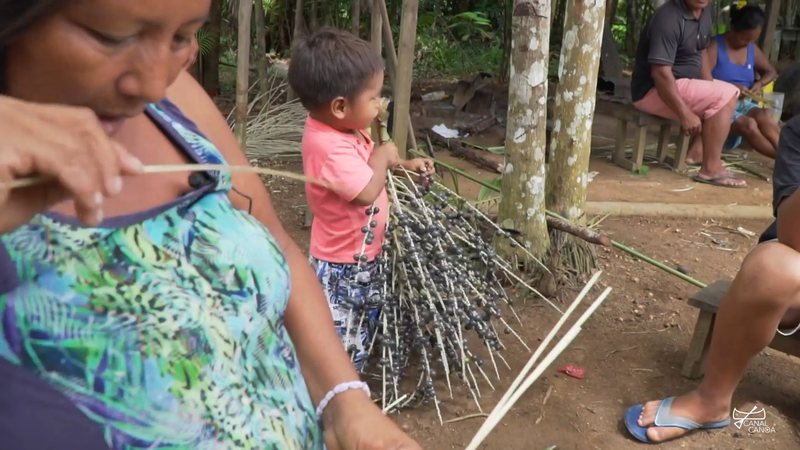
[0,100,322,449]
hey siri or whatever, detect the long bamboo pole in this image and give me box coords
[409,149,709,288]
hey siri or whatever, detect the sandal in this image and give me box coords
[691,173,747,188]
[624,397,731,444]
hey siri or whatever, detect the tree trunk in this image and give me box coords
[235,0,253,147]
[352,0,361,36]
[254,0,269,98]
[288,0,305,101]
[625,0,637,54]
[497,0,552,260]
[201,0,223,96]
[545,0,606,275]
[293,0,306,42]
[370,0,382,52]
[310,0,318,31]
[391,0,419,157]
[499,0,513,83]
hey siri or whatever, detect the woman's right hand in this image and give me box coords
[0,96,142,233]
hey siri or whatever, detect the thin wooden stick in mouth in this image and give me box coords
[0,163,329,191]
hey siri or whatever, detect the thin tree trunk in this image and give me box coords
[254,0,269,98]
[352,0,361,35]
[201,0,223,96]
[293,0,305,43]
[499,0,513,82]
[288,0,305,101]
[310,0,318,31]
[625,0,637,54]
[370,0,382,52]
[235,0,253,147]
[606,0,618,25]
[391,0,418,157]
[497,0,551,260]
[545,0,606,274]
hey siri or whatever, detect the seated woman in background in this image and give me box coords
[709,3,779,158]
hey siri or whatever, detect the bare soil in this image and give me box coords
[257,85,798,448]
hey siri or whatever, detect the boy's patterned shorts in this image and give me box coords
[310,257,383,372]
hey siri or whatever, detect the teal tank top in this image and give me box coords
[0,100,322,449]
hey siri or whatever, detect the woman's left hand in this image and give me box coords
[324,394,422,450]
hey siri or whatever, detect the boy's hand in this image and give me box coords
[399,158,435,176]
[373,142,400,170]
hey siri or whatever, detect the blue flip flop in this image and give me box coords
[623,397,731,444]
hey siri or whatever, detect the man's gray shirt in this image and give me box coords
[630,0,713,101]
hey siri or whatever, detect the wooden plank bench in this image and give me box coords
[595,96,691,173]
[682,279,800,379]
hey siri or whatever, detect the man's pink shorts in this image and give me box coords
[634,79,739,121]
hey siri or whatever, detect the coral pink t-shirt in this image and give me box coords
[302,116,389,263]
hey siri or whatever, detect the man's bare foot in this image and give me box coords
[636,392,730,443]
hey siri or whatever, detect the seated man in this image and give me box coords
[631,0,744,188]
[709,3,779,159]
[623,115,800,444]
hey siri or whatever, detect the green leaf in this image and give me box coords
[477,176,502,201]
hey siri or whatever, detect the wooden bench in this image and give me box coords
[595,96,691,173]
[682,279,800,379]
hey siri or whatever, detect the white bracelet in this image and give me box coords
[315,381,371,420]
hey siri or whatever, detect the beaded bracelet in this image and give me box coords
[315,381,371,420]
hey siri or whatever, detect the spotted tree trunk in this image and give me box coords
[497,0,552,260]
[547,0,605,221]
[545,0,605,275]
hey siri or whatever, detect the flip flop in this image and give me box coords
[692,173,747,189]
[623,397,731,444]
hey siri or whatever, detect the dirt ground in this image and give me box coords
[258,89,799,449]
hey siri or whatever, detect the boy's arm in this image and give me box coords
[350,141,398,205]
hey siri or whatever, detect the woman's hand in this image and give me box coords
[324,392,422,450]
[0,96,142,233]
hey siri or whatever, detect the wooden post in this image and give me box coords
[760,0,781,60]
[352,0,362,36]
[377,0,417,153]
[371,0,382,52]
[234,0,253,147]
[497,0,552,260]
[390,0,418,157]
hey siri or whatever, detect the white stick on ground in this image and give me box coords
[465,286,612,450]
[493,271,602,413]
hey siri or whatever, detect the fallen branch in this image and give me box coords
[546,213,611,247]
[459,115,497,135]
[428,132,503,174]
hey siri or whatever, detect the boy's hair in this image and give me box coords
[288,27,384,110]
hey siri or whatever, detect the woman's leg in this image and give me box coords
[633,242,800,442]
[732,115,776,159]
[752,108,780,154]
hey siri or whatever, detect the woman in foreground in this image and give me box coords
[0,1,419,449]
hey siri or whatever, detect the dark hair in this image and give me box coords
[288,27,384,110]
[0,0,62,92]
[730,4,766,32]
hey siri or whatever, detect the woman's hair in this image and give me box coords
[0,0,62,91]
[730,3,766,32]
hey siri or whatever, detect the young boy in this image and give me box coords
[288,28,433,371]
